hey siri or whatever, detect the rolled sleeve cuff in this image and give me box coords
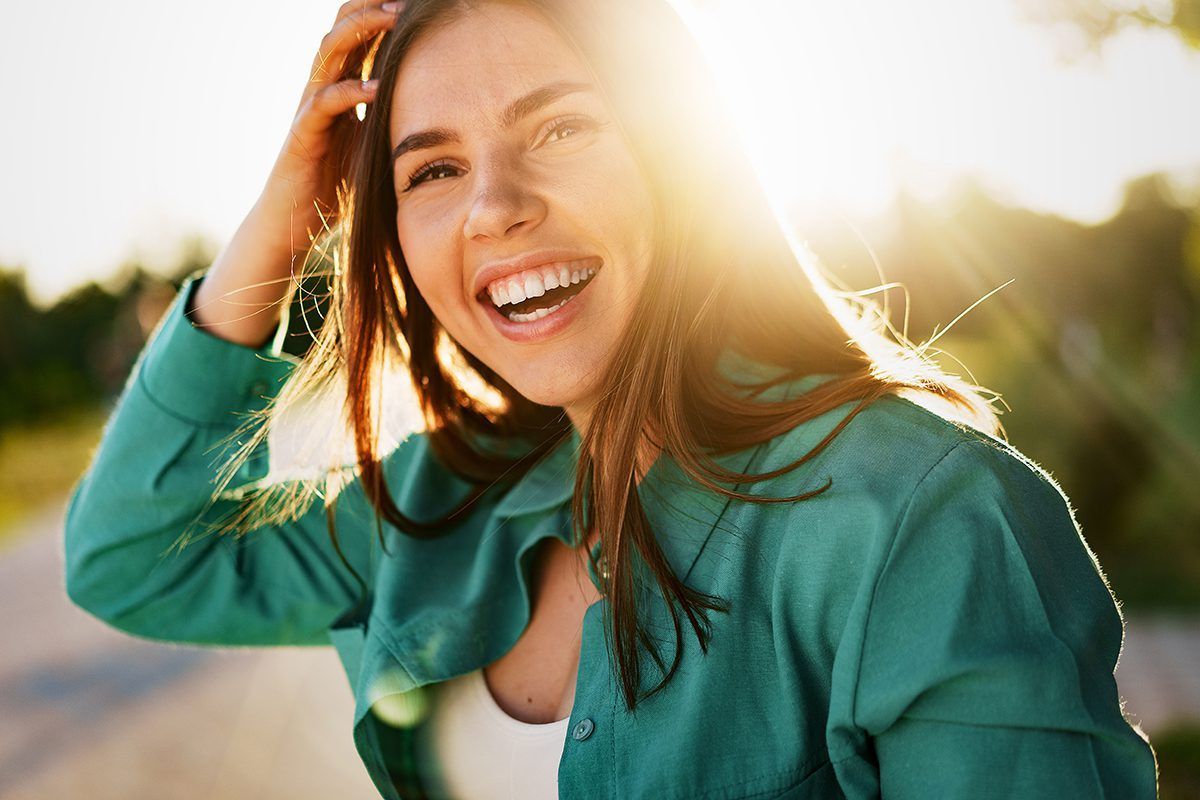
[137,270,299,426]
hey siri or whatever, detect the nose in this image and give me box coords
[462,158,546,242]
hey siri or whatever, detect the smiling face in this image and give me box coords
[388,2,656,422]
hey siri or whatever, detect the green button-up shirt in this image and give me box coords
[63,273,1158,799]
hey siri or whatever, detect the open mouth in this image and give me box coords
[479,263,600,323]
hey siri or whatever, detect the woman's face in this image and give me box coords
[388,2,655,418]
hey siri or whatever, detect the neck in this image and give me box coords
[565,403,661,487]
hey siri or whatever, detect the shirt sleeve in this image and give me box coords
[63,271,396,647]
[850,438,1159,799]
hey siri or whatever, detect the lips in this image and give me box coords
[478,259,603,343]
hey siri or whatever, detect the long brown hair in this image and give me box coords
[199,0,1003,712]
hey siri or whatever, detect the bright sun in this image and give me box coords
[676,0,942,219]
[674,0,1200,225]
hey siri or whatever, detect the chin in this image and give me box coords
[510,382,584,411]
[505,366,595,411]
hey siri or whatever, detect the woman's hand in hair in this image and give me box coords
[261,0,402,246]
[189,2,402,348]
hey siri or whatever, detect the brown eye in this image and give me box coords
[404,160,462,191]
[547,121,583,142]
[540,116,599,146]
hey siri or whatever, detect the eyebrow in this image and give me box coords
[390,80,596,162]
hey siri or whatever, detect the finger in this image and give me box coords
[309,4,402,86]
[302,78,382,130]
[332,0,387,26]
[309,5,398,84]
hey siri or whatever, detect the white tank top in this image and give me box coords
[413,667,571,799]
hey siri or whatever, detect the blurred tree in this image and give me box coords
[0,271,120,428]
[0,236,217,430]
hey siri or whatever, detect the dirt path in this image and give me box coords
[0,503,378,800]
[1115,613,1200,735]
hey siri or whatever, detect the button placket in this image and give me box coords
[557,595,615,797]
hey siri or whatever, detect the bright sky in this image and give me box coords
[4,0,1199,305]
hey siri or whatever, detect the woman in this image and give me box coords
[63,0,1159,798]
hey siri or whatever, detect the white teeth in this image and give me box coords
[524,272,546,299]
[501,265,602,323]
[508,298,568,322]
[507,278,526,304]
[488,283,508,306]
[484,260,600,310]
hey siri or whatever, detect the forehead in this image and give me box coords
[390,4,592,134]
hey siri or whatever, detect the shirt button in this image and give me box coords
[247,380,270,398]
[571,718,594,741]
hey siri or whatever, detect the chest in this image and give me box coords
[482,536,604,723]
[341,471,875,800]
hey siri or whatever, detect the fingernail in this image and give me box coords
[382,2,399,11]
[362,79,379,91]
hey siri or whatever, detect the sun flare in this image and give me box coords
[674,0,1200,224]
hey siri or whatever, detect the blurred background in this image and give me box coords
[2,0,1198,797]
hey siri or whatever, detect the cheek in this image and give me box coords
[582,146,653,237]
[395,211,460,315]
[590,158,655,284]
[547,149,655,282]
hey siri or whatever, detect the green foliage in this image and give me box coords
[1155,722,1200,800]
[0,235,333,429]
[0,236,228,430]
[0,265,171,429]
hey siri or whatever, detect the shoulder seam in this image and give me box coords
[877,392,1005,450]
[845,437,969,731]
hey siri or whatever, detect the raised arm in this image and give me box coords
[63,2,414,646]
[63,273,410,646]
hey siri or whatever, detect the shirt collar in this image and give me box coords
[491,348,834,522]
[491,427,582,519]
